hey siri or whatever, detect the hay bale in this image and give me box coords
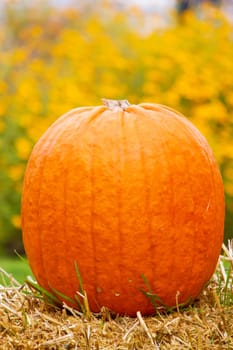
[1,242,233,349]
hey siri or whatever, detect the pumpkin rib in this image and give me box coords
[133,110,154,284]
[112,107,137,311]
[121,108,151,312]
[37,120,75,292]
[34,161,47,288]
[168,125,198,301]
[132,106,166,292]
[60,141,74,296]
[144,106,178,273]
[150,108,187,305]
[48,107,108,299]
[139,103,188,123]
[156,112,197,301]
[85,106,107,125]
[173,115,223,276]
[71,108,107,308]
[198,145,223,277]
[86,109,121,309]
[61,116,84,297]
[40,107,94,138]
[35,125,68,289]
[58,109,103,307]
[165,114,211,301]
[130,105,177,304]
[117,108,126,302]
[153,115,178,301]
[179,144,199,301]
[164,112,222,298]
[25,107,105,297]
[22,154,47,287]
[89,119,100,308]
[24,117,69,290]
[49,118,82,296]
[134,104,220,304]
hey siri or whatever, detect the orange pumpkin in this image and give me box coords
[21,99,224,316]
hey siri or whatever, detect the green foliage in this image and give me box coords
[0,257,33,284]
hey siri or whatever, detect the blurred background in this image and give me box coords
[0,0,233,278]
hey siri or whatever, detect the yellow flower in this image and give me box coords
[11,215,21,229]
[225,164,233,177]
[15,138,32,160]
[0,80,7,94]
[11,48,27,64]
[8,164,24,181]
[225,182,233,197]
[0,104,7,117]
[193,101,227,122]
[0,120,5,132]
[30,24,43,39]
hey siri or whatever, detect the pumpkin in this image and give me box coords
[21,99,225,316]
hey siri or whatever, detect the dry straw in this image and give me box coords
[1,241,233,349]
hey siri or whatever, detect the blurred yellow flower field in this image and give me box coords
[0,1,232,252]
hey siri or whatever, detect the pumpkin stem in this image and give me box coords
[102,98,130,111]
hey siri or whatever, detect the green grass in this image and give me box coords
[0,256,33,284]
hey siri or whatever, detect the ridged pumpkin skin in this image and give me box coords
[22,101,224,316]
